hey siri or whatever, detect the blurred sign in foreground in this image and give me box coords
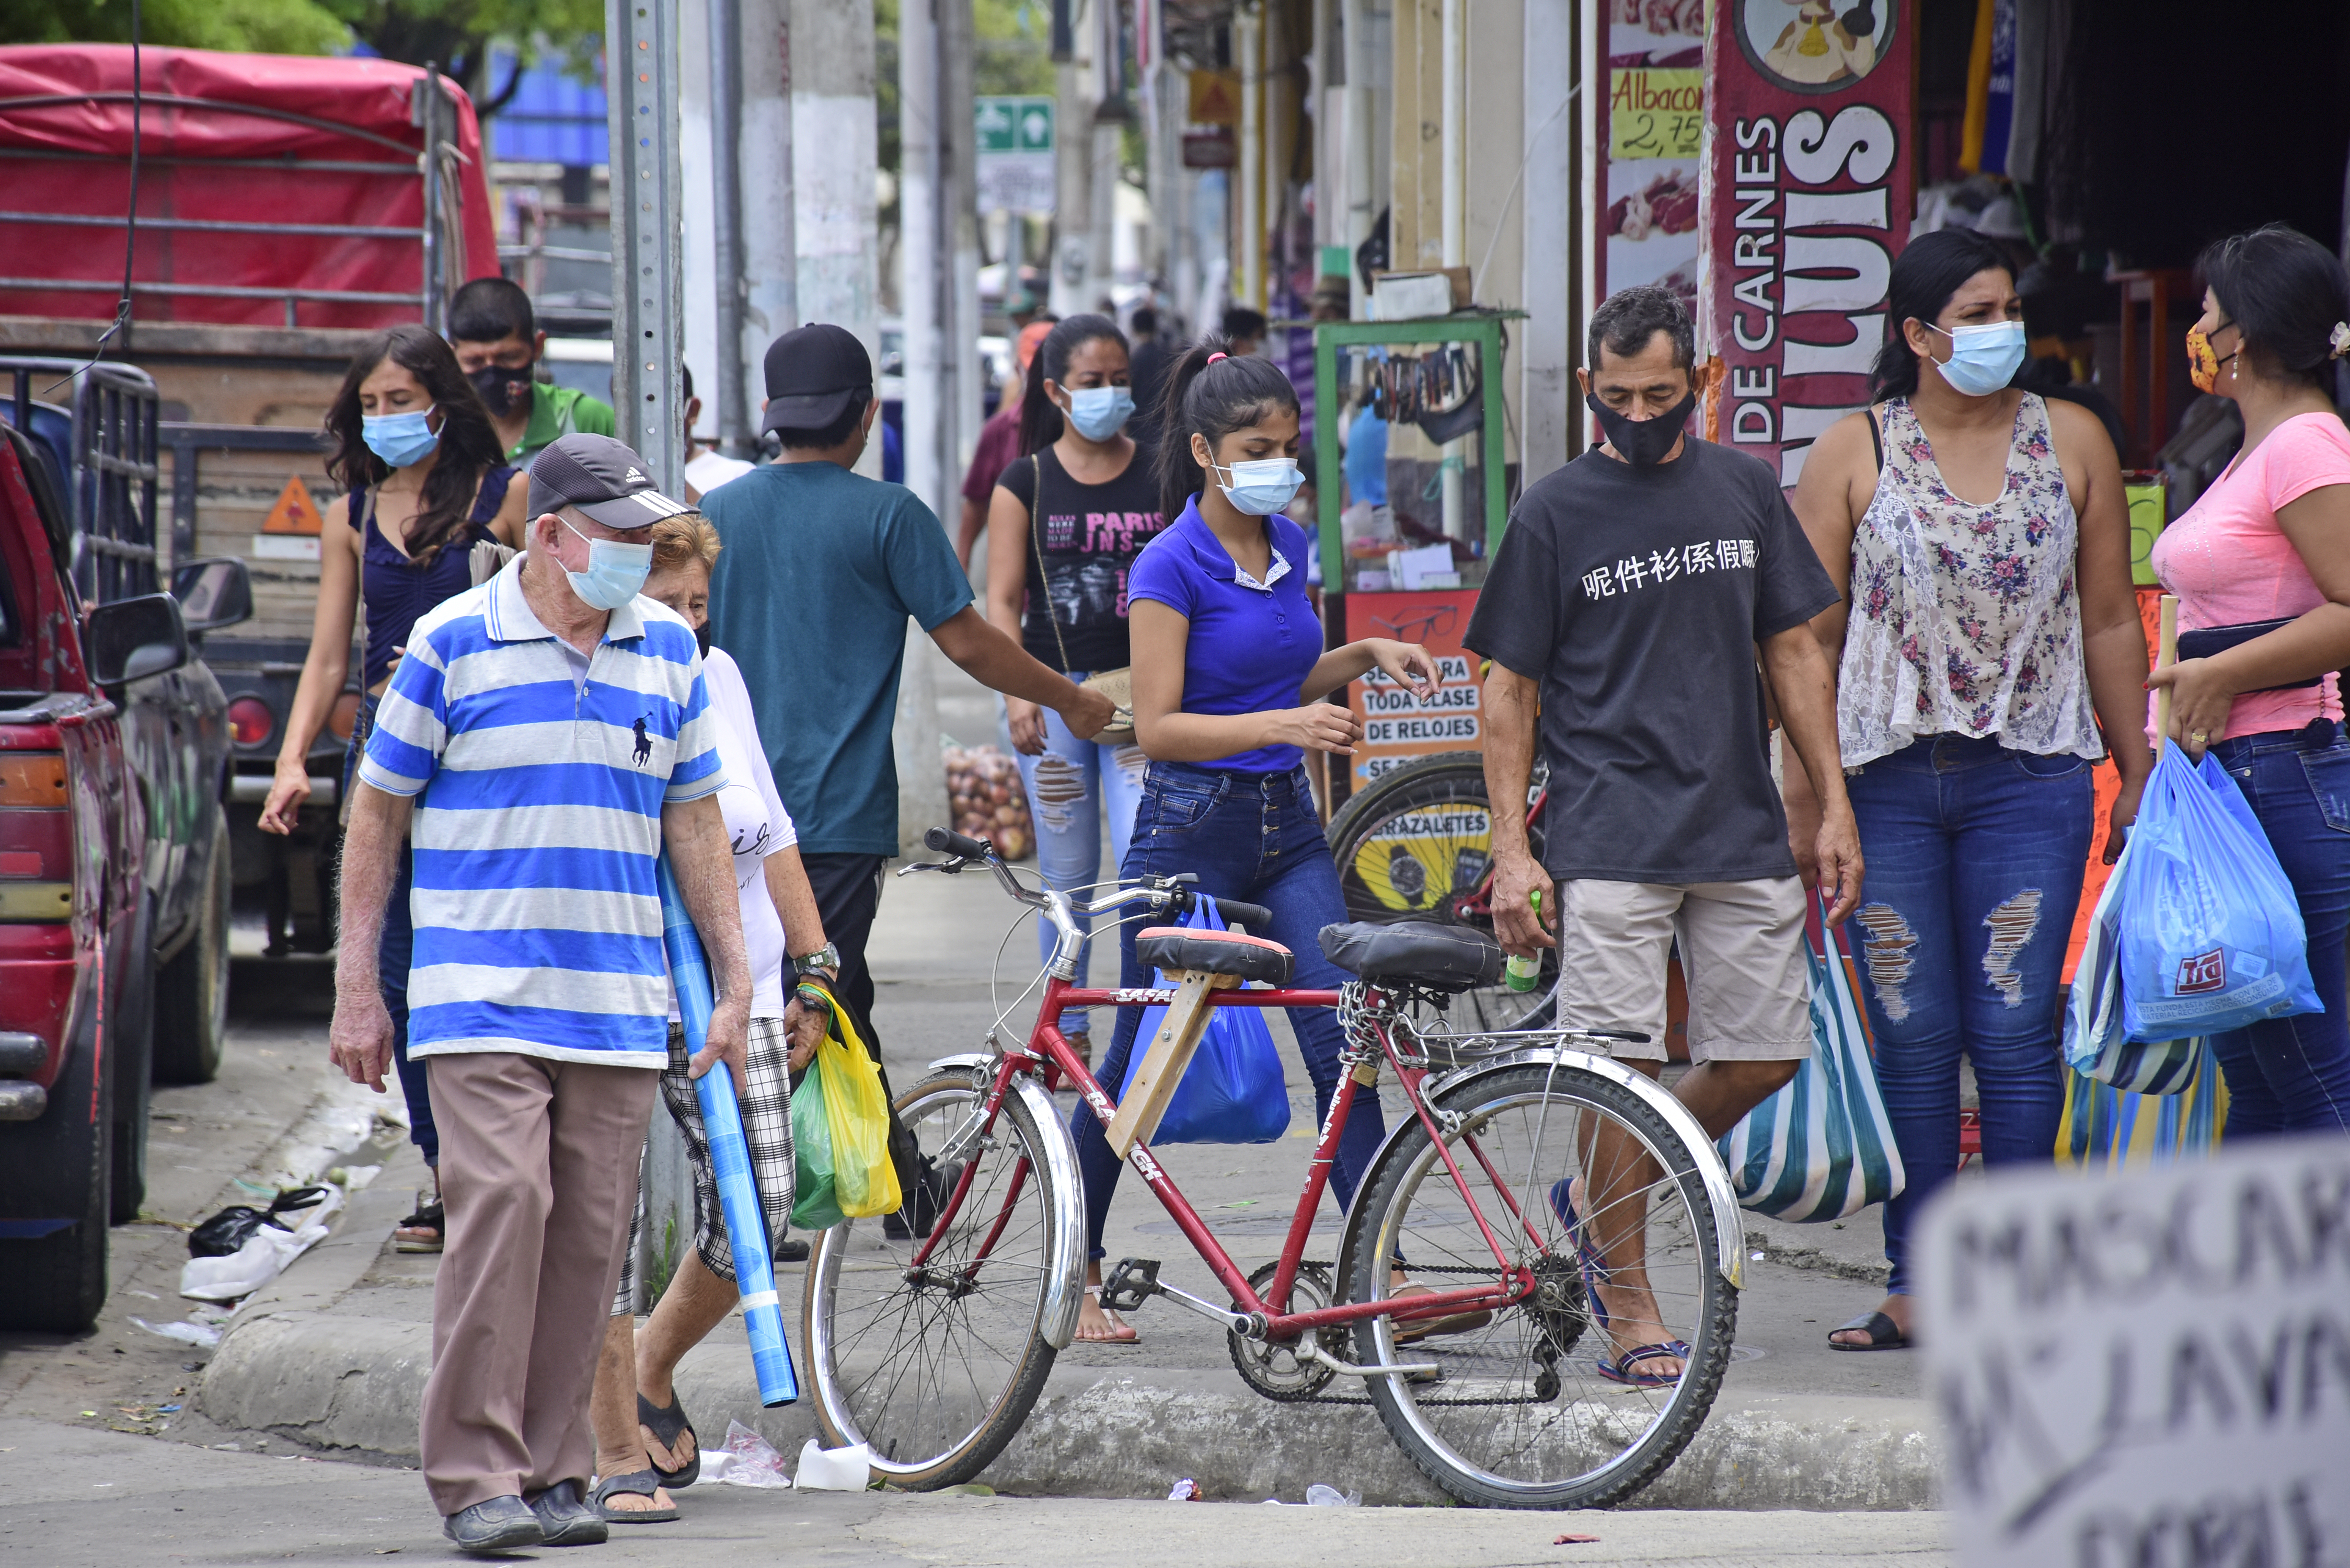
[1918,1135,2350,1566]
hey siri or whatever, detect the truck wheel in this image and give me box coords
[0,1025,112,1333]
[154,815,231,1085]
[110,953,155,1223]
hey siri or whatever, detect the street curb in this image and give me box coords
[198,1303,1938,1509]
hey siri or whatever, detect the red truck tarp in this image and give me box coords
[0,45,500,330]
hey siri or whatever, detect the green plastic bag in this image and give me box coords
[790,1064,845,1232]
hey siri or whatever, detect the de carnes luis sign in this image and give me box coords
[1700,0,1914,489]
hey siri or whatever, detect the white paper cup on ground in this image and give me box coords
[794,1439,873,1491]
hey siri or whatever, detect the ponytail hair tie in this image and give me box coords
[1206,352,1228,365]
[2330,322,2350,361]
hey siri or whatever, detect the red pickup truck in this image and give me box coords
[0,368,249,1333]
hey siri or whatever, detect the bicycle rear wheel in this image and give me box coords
[803,1069,1073,1487]
[1326,752,1556,1031]
[1342,1061,1735,1509]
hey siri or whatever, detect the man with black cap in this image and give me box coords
[330,431,754,1552]
[703,323,1115,1020]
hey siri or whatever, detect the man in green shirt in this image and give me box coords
[447,276,618,463]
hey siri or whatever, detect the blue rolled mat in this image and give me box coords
[656,854,799,1407]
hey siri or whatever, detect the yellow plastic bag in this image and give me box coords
[817,998,901,1218]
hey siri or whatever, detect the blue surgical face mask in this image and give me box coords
[558,516,655,610]
[1927,319,2028,397]
[1061,385,1134,441]
[1214,458,1306,517]
[362,406,440,468]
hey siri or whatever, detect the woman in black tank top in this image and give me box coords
[984,314,1166,1066]
[255,325,524,1252]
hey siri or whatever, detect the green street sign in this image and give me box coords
[976,96,1054,155]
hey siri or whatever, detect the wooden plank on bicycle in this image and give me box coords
[1105,969,1239,1157]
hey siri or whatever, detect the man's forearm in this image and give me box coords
[335,785,411,998]
[1482,671,1540,858]
[664,796,753,1004]
[931,606,1086,709]
[764,846,829,959]
[1762,636,1850,811]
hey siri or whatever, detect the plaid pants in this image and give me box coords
[613,1016,796,1314]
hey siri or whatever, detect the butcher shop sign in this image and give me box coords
[1698,0,1914,489]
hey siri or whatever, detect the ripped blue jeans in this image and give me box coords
[1842,734,2094,1294]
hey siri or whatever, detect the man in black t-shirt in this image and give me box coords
[1464,285,1860,1388]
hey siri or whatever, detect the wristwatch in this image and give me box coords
[793,943,841,977]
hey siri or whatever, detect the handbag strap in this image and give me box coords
[1029,452,1076,675]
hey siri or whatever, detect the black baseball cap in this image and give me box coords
[760,322,872,434]
[526,433,691,531]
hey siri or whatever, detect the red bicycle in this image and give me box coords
[802,829,1744,1509]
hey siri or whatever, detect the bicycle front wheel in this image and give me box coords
[803,1069,1073,1487]
[1343,1062,1736,1509]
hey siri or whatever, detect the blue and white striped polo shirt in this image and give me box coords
[359,557,725,1068]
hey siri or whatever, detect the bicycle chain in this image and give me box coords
[1247,1261,1571,1410]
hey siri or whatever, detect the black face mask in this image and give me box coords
[695,621,713,658]
[469,363,534,417]
[1586,389,1696,467]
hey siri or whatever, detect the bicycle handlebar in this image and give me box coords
[924,826,992,860]
[1208,897,1273,930]
[908,827,1275,936]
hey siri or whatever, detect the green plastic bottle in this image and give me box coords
[1504,890,1543,992]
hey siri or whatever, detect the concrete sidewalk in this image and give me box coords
[186,841,1938,1511]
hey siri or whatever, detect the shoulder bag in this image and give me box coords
[1028,452,1136,745]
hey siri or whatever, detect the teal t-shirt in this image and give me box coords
[702,460,973,855]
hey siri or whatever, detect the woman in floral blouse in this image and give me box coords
[1786,226,2150,1351]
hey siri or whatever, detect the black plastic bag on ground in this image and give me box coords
[187,1185,333,1258]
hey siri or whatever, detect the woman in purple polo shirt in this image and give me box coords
[1066,341,1441,1342]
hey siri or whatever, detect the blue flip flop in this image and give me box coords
[1550,1178,1687,1387]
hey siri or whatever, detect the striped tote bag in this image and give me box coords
[2062,840,2204,1094]
[1716,895,1906,1222]
[2056,1038,2229,1168]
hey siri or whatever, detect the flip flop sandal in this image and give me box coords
[1828,1310,1911,1351]
[1597,1340,1691,1388]
[591,1469,678,1524]
[1078,1288,1140,1344]
[1388,1282,1495,1345]
[393,1194,444,1254]
[636,1392,700,1488]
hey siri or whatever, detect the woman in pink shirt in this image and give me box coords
[2148,223,2350,1137]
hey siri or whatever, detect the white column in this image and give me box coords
[900,0,946,518]
[1437,0,1467,538]
[787,0,882,482]
[739,0,798,405]
[943,0,982,478]
[1236,7,1261,312]
[1519,0,1575,484]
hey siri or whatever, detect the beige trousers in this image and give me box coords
[418,1050,658,1515]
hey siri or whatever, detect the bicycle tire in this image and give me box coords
[1341,1062,1736,1509]
[803,1070,1067,1487]
[1325,752,1557,1031]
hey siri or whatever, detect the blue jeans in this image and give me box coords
[351,696,435,1166]
[1843,735,2093,1294]
[1070,761,1383,1260]
[1007,677,1146,1032]
[2205,721,2350,1137]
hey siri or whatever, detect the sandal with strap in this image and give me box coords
[1077,1287,1139,1344]
[591,1469,678,1524]
[393,1192,444,1254]
[636,1391,700,1488]
[1597,1340,1691,1388]
[1828,1310,1911,1351]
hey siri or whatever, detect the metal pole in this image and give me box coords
[1237,7,1261,313]
[709,0,752,459]
[421,63,443,332]
[608,0,688,497]
[900,0,944,518]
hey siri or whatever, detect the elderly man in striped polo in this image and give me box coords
[328,433,754,1554]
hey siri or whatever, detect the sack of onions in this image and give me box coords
[942,743,1034,860]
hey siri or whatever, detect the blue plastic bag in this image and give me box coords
[1119,898,1291,1145]
[2062,826,2204,1094]
[2117,743,2321,1041]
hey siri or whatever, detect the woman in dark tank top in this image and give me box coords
[984,314,1166,1067]
[255,324,524,1251]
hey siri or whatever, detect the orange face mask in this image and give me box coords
[2186,322,2236,394]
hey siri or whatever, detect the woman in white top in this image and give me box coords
[585,512,835,1522]
[1788,227,2150,1352]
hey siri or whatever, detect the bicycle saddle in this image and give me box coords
[1135,927,1294,987]
[1318,921,1505,994]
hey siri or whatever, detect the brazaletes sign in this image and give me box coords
[1699,0,1914,489]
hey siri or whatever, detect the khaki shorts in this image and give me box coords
[1554,877,1813,1063]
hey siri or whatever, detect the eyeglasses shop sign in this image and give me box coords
[1917,1137,2350,1567]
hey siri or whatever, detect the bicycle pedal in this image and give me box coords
[1099,1257,1161,1313]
